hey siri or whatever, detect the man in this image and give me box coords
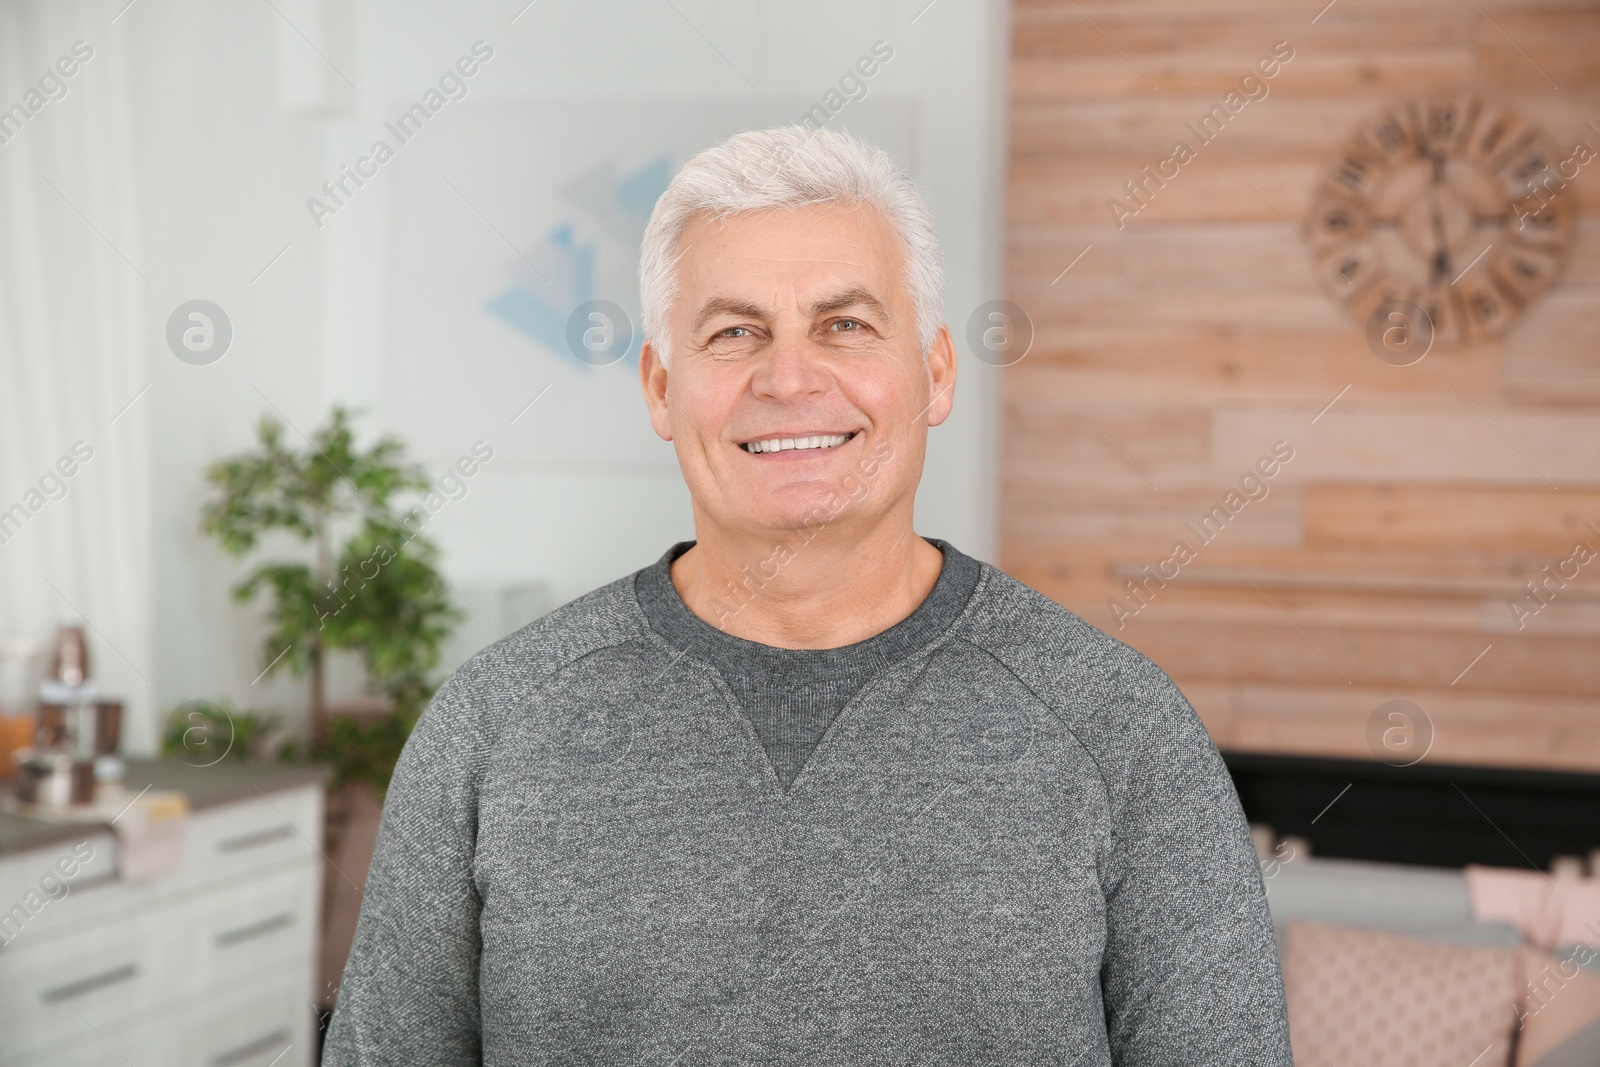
[322,125,1292,1065]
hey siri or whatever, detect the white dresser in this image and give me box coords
[0,763,327,1067]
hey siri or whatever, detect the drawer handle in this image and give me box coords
[216,824,295,853]
[42,962,138,1003]
[216,912,294,947]
[63,871,118,894]
[212,1027,290,1066]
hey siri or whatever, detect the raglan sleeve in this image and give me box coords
[320,670,488,1066]
[1095,665,1293,1065]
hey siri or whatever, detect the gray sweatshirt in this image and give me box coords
[321,539,1292,1065]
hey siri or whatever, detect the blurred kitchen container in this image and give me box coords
[13,747,97,807]
[0,639,43,780]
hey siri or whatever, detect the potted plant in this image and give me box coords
[196,404,462,1007]
[200,405,459,754]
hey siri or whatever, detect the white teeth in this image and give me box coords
[743,433,852,454]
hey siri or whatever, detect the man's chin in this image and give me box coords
[735,498,862,540]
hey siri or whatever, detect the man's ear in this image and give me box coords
[639,338,675,442]
[922,324,957,428]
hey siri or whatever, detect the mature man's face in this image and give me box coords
[641,201,955,542]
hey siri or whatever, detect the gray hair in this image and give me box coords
[638,124,945,369]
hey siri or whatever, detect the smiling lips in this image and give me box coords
[740,431,857,455]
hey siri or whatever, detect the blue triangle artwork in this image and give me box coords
[485,154,672,370]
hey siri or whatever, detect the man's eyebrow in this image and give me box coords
[809,287,891,322]
[690,287,893,336]
[692,298,769,335]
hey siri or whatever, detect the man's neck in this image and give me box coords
[670,520,945,650]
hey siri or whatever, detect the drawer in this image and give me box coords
[183,977,314,1067]
[172,861,320,996]
[9,972,314,1067]
[0,908,164,1060]
[4,1016,173,1067]
[156,786,323,896]
[0,832,122,946]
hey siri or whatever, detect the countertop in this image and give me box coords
[0,757,330,857]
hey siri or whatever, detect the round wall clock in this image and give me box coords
[1305,96,1575,348]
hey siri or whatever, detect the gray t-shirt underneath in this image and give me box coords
[634,537,981,790]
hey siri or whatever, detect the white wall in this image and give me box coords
[122,0,1006,745]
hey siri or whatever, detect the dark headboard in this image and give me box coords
[1220,750,1600,871]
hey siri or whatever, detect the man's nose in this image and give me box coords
[750,334,832,401]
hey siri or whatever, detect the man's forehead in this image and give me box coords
[674,206,906,310]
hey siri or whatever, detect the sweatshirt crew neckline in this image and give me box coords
[634,536,983,687]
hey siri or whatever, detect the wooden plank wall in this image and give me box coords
[1002,0,1600,771]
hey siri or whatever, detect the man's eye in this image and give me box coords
[716,326,752,339]
[831,319,864,331]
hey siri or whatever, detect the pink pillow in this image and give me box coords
[1282,921,1522,1066]
[1466,865,1600,953]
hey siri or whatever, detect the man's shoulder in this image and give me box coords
[957,562,1195,731]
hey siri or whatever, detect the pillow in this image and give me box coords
[1467,866,1600,954]
[1282,920,1522,1067]
[1515,945,1600,1067]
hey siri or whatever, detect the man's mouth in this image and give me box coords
[739,431,858,455]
